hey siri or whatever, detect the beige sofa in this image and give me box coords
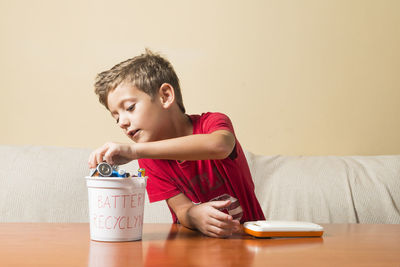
[1,145,399,224]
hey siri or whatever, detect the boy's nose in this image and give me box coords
[118,116,130,128]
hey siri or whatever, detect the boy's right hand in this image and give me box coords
[88,142,138,168]
[187,200,241,238]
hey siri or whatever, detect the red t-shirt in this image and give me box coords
[139,112,265,223]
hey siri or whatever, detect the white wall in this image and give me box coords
[1,0,399,155]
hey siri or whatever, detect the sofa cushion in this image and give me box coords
[0,145,172,223]
[245,151,400,223]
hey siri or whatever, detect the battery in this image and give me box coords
[97,162,113,177]
[138,168,145,177]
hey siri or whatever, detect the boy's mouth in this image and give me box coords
[127,129,140,139]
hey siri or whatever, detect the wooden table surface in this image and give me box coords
[0,223,399,266]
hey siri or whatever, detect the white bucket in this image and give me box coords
[85,176,147,242]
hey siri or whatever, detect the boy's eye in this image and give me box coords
[116,118,119,124]
[127,104,135,112]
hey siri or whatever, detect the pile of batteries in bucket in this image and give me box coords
[90,162,145,178]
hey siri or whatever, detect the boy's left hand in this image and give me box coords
[167,193,241,238]
[88,142,137,168]
[187,200,242,238]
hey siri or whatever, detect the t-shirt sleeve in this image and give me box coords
[200,112,239,160]
[138,159,181,203]
[201,112,235,135]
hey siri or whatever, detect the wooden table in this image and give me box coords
[0,223,399,266]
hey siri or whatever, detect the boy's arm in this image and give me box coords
[167,193,241,238]
[89,130,235,167]
[136,130,235,161]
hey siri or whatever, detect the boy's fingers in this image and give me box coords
[210,207,233,222]
[233,222,244,234]
[104,149,116,165]
[207,220,234,237]
[95,144,109,165]
[95,151,104,166]
[210,199,231,209]
[202,230,220,238]
[207,200,233,221]
[207,225,231,238]
[89,143,119,168]
[209,217,232,229]
[230,219,241,233]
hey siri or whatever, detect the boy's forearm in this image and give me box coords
[166,194,197,230]
[135,130,235,161]
[176,205,197,230]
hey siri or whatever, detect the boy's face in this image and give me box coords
[107,83,171,143]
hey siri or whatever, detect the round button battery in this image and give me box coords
[97,162,113,177]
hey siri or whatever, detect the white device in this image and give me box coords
[243,220,324,238]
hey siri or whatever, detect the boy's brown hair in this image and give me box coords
[94,49,185,113]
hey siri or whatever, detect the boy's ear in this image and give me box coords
[158,83,175,108]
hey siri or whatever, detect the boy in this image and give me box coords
[88,49,265,238]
